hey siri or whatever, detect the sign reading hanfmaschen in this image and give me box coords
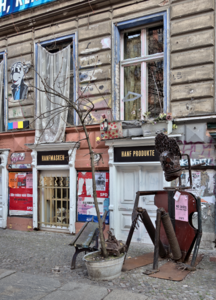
[0,0,56,18]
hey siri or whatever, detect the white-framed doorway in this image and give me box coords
[0,150,9,228]
[106,139,169,245]
[39,170,70,232]
[116,165,163,243]
[26,142,79,234]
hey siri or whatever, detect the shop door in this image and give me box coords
[38,170,70,232]
[0,169,3,227]
[116,166,163,244]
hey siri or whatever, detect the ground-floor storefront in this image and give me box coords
[0,122,215,249]
[0,126,110,234]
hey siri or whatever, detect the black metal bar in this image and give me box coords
[168,191,175,230]
[153,209,161,270]
[139,208,166,258]
[124,214,139,262]
[71,247,89,269]
[132,192,140,222]
[191,196,202,267]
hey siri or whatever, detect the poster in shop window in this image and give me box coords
[77,172,109,224]
[9,172,33,216]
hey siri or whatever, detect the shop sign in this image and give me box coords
[114,146,160,163]
[37,150,69,165]
[0,0,57,18]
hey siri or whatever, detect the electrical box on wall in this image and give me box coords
[185,123,206,143]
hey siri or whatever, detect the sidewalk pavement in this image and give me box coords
[0,229,216,300]
[0,269,149,300]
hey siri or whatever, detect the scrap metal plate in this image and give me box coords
[149,254,203,281]
[122,253,162,272]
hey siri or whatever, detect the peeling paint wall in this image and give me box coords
[0,0,214,128]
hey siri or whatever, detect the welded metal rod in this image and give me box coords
[153,209,161,270]
[161,212,182,261]
[191,196,202,267]
[139,208,166,258]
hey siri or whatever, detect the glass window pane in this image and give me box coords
[147,26,163,55]
[124,30,141,59]
[148,61,163,118]
[124,65,141,120]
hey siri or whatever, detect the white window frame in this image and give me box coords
[0,51,7,132]
[120,24,164,120]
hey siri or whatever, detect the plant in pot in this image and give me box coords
[142,112,173,136]
[33,60,126,281]
[83,230,126,281]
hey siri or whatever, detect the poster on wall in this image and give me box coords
[9,172,33,216]
[77,172,109,224]
[172,170,216,204]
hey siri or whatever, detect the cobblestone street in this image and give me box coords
[0,229,216,300]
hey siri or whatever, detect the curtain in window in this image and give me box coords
[0,60,4,132]
[35,44,70,143]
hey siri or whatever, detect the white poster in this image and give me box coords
[95,173,106,191]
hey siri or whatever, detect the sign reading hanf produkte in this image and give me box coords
[114,146,160,163]
[0,0,57,18]
[37,151,69,165]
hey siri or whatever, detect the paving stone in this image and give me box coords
[0,269,16,280]
[0,229,215,299]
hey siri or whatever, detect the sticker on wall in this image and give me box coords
[10,62,31,100]
[26,174,33,188]
[11,152,25,163]
[175,195,188,222]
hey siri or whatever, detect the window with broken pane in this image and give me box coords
[120,25,164,120]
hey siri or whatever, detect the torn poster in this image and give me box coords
[86,178,93,196]
[77,171,109,223]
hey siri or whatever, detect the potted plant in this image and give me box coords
[142,112,173,137]
[34,61,126,281]
[83,231,126,280]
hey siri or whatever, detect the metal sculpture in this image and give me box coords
[124,133,202,275]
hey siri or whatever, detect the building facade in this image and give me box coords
[0,0,215,248]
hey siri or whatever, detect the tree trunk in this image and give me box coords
[82,120,108,258]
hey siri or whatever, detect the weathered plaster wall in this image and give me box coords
[0,0,215,128]
[170,0,215,117]
[171,122,216,249]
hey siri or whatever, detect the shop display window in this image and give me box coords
[38,175,70,229]
[77,172,109,224]
[9,172,33,216]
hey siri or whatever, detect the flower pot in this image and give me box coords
[142,120,172,137]
[83,251,125,281]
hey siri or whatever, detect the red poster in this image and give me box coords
[9,187,33,215]
[77,172,109,198]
